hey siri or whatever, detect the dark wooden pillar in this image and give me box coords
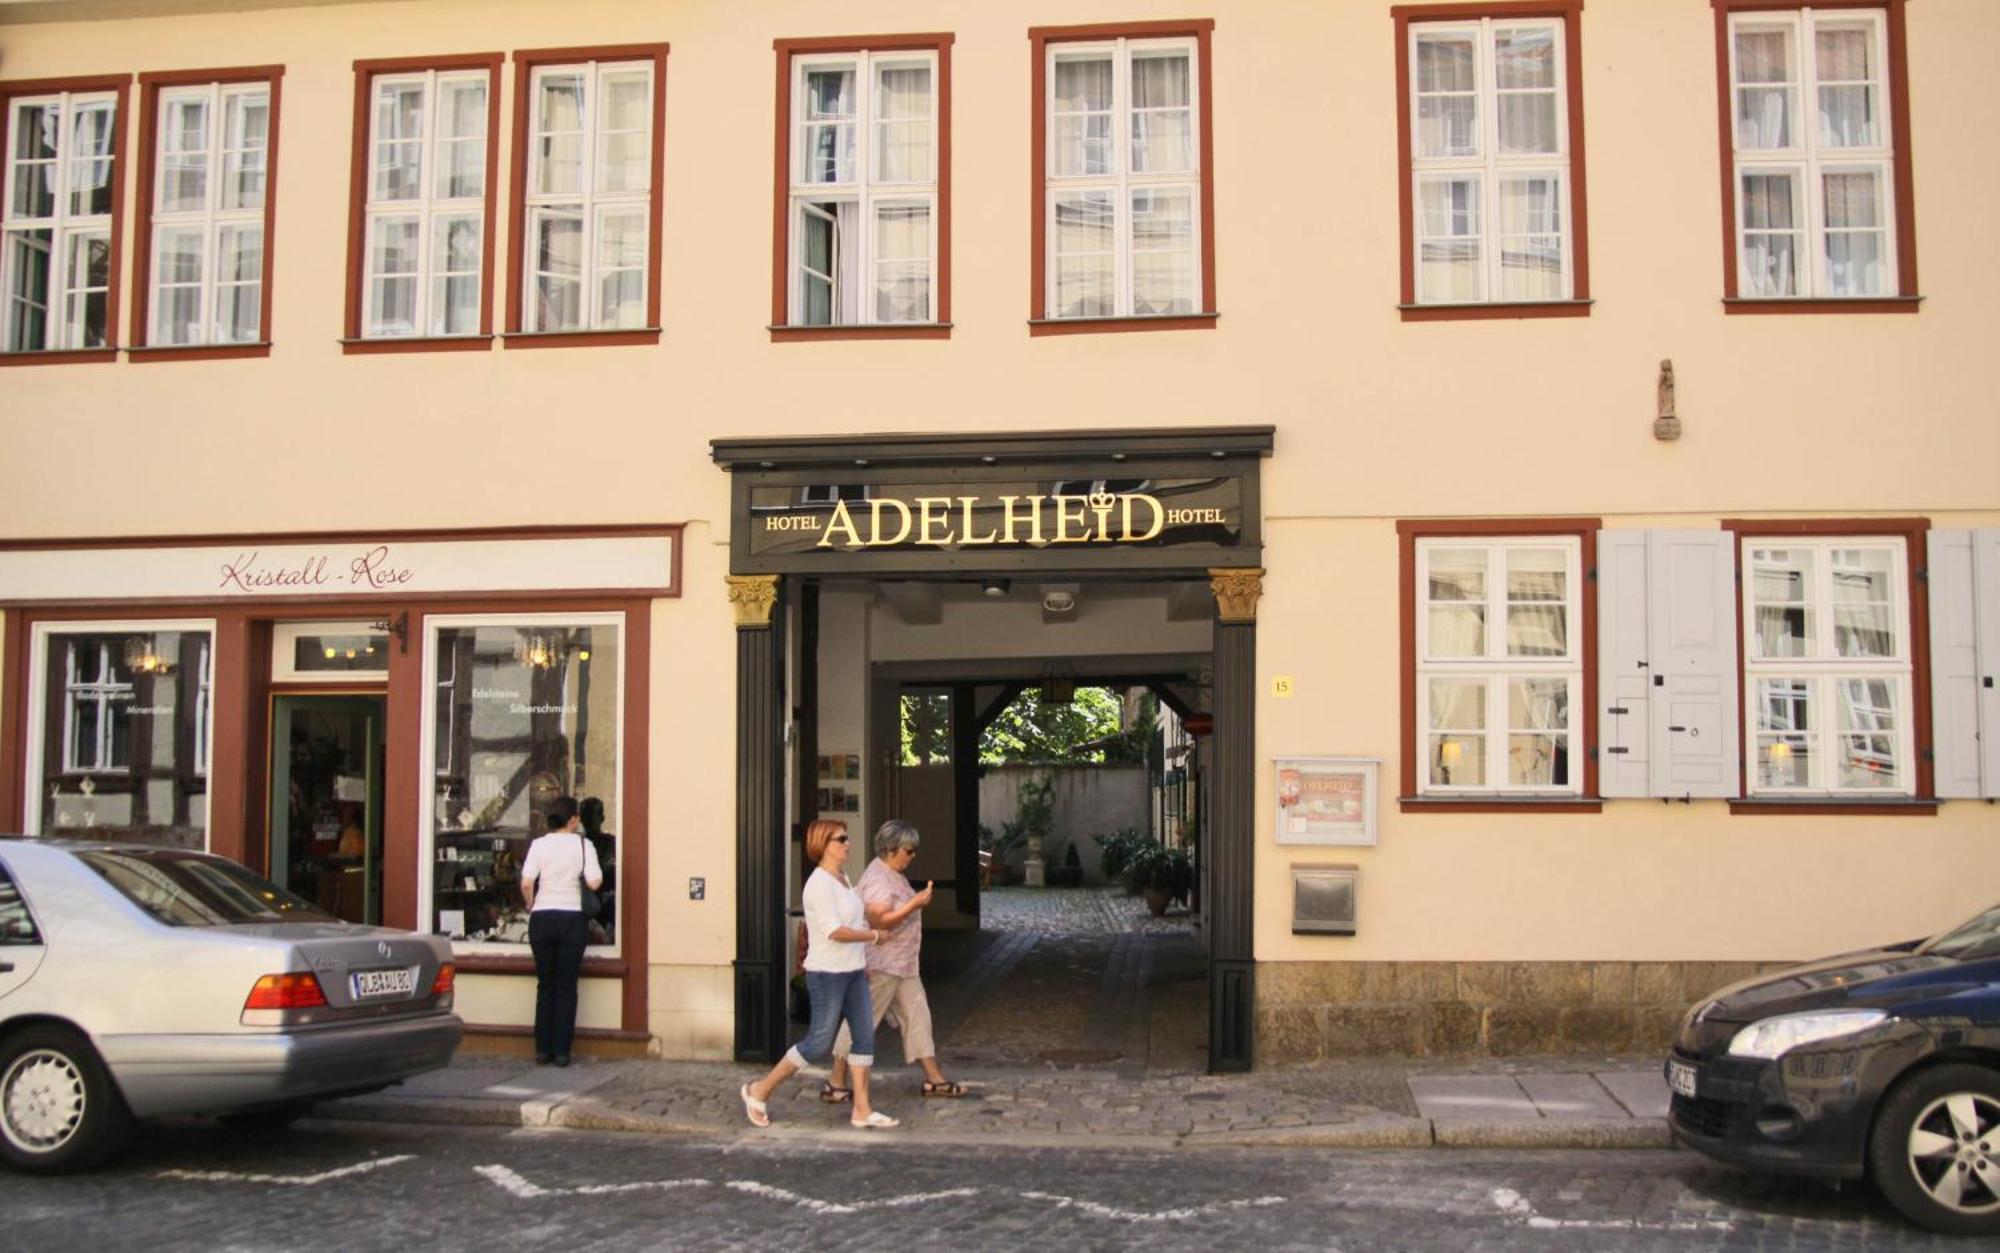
[1207,567,1262,1073]
[730,575,787,1063]
[950,683,979,918]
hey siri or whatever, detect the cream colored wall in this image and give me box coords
[1,0,1995,994]
[458,972,620,1032]
[1254,512,2000,966]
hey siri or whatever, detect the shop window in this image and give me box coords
[28,624,214,848]
[424,615,622,952]
[773,39,947,335]
[134,71,281,353]
[1742,536,1914,794]
[272,620,390,680]
[347,57,499,346]
[1,80,124,358]
[1713,2,1917,310]
[509,46,665,341]
[1030,20,1216,333]
[1393,3,1589,316]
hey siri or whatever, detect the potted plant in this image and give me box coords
[1094,828,1145,893]
[1127,841,1194,916]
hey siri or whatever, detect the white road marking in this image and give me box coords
[156,1154,415,1186]
[1020,1190,1289,1222]
[726,1181,980,1214]
[475,1164,713,1198]
[1490,1187,1737,1232]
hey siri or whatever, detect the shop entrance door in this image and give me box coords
[269,696,386,925]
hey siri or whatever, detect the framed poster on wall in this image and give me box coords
[1274,757,1380,846]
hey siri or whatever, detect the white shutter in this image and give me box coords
[1596,530,1651,797]
[1927,530,1981,798]
[1977,529,2000,798]
[1648,531,1739,798]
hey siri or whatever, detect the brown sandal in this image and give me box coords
[819,1082,853,1104]
[921,1079,967,1098]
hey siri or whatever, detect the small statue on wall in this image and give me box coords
[1655,358,1682,441]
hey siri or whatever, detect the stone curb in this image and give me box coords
[318,1095,1674,1151]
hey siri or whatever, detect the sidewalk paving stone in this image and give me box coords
[1518,1073,1627,1120]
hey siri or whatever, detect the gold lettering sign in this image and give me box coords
[778,492,1189,550]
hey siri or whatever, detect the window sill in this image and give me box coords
[768,322,953,342]
[1398,299,1593,322]
[1398,796,1602,814]
[1722,296,1923,316]
[500,328,661,349]
[1728,798,1937,816]
[342,334,495,355]
[0,348,120,367]
[1028,311,1220,337]
[453,954,629,977]
[127,342,272,362]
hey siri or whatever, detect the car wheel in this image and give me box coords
[0,1025,130,1174]
[1869,1063,2000,1236]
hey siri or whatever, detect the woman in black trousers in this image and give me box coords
[520,795,603,1066]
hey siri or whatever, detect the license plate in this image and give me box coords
[1668,1059,1698,1099]
[350,967,418,999]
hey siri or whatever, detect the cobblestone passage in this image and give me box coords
[1,1119,1960,1252]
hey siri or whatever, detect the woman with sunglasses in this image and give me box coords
[739,818,899,1129]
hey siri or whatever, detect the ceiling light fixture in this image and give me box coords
[981,578,1011,598]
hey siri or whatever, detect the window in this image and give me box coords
[1030,20,1215,333]
[1398,520,1600,808]
[1394,4,1588,316]
[345,56,499,349]
[0,865,43,945]
[26,623,216,849]
[1741,536,1915,795]
[132,68,281,357]
[508,45,665,343]
[2,78,125,360]
[77,849,331,926]
[773,36,950,338]
[422,614,623,953]
[1714,2,1917,308]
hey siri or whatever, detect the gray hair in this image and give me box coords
[874,819,921,858]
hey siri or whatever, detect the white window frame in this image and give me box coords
[1741,537,1914,796]
[148,80,270,346]
[22,619,218,847]
[271,619,391,682]
[2,88,118,352]
[786,49,940,327]
[1042,35,1204,320]
[417,611,626,957]
[1406,16,1573,306]
[1727,7,1895,299]
[1416,538,1584,796]
[60,638,133,774]
[361,68,488,339]
[521,59,654,333]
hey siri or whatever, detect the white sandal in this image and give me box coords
[850,1110,900,1129]
[739,1083,770,1128]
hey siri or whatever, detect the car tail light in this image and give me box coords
[430,963,455,1008]
[241,971,330,1026]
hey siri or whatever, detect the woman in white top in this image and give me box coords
[520,795,603,1068]
[739,818,899,1129]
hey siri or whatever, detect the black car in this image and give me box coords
[1667,902,2000,1235]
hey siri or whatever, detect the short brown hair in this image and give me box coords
[804,818,848,864]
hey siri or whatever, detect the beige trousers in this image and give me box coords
[832,970,936,1066]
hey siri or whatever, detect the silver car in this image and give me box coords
[0,837,462,1172]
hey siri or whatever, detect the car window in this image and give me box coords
[1920,904,2000,962]
[0,865,40,945]
[76,850,335,927]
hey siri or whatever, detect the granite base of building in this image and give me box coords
[1257,960,1788,1062]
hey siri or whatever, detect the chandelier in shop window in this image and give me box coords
[123,635,174,675]
[513,629,592,671]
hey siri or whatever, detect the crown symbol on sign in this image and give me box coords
[1087,490,1117,513]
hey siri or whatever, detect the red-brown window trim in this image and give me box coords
[1710,0,1919,312]
[342,52,504,355]
[1391,0,1591,321]
[0,74,133,367]
[128,65,284,362]
[504,42,668,349]
[1027,18,1218,336]
[1721,516,1935,807]
[769,33,954,342]
[1396,517,1602,810]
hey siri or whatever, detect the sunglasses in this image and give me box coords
[830,834,850,844]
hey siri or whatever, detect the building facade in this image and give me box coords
[1,0,1995,1066]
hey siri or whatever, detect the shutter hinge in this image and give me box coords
[1605,746,1630,755]
[1917,566,1929,583]
[1588,746,1600,761]
[1587,566,1598,581]
[1607,706,1629,715]
[1922,747,1935,763]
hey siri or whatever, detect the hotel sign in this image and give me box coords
[747,476,1243,558]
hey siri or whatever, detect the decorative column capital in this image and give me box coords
[1207,567,1265,624]
[726,574,780,629]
